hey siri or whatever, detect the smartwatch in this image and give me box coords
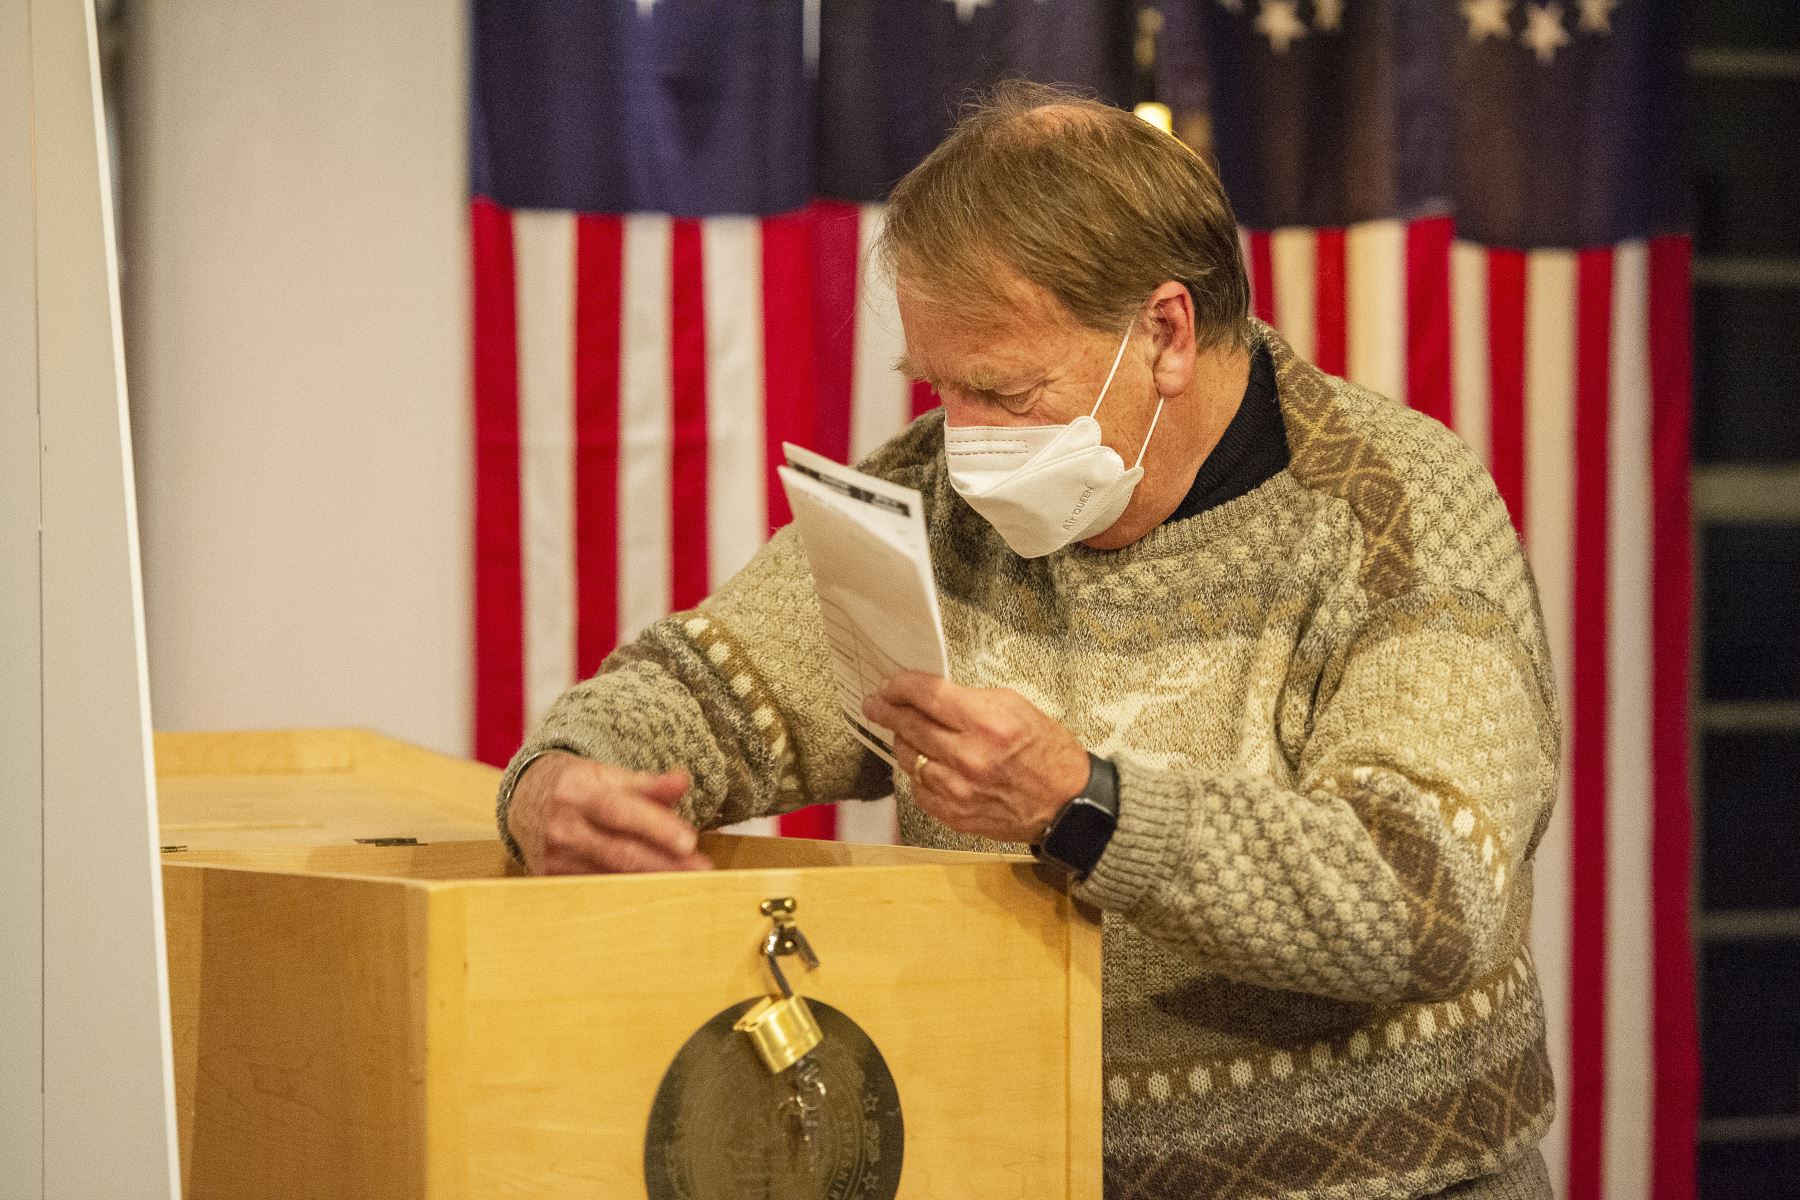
[1031,752,1121,881]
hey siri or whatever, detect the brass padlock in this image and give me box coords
[735,896,825,1074]
[734,991,824,1073]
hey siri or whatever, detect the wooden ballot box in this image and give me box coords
[156,731,1103,1199]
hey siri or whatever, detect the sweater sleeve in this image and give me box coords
[494,524,890,859]
[1076,586,1559,1005]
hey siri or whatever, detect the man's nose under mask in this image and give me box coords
[942,326,1163,559]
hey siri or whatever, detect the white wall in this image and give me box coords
[122,0,472,757]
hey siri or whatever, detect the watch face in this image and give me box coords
[1044,798,1114,872]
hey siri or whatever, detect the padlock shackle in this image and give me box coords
[757,897,821,999]
[763,928,797,998]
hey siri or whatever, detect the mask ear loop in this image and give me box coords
[1089,322,1164,470]
[1132,396,1166,470]
[1088,326,1136,420]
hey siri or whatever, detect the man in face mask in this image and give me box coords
[905,279,1242,559]
[498,83,1558,1200]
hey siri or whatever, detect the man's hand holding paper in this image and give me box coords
[864,672,1089,844]
[777,443,951,766]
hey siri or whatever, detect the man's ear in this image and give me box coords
[1145,280,1197,398]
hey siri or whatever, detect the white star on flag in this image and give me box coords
[1313,0,1346,32]
[1462,0,1512,40]
[1521,2,1571,62]
[1255,0,1308,52]
[945,0,994,21]
[1577,0,1619,33]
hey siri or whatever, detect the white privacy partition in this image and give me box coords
[0,0,181,1195]
[0,0,45,1184]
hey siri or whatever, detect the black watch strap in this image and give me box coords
[1032,753,1120,879]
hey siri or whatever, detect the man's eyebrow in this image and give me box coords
[893,353,1031,394]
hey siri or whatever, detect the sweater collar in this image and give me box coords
[1050,321,1333,570]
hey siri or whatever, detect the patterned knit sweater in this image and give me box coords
[499,323,1560,1199]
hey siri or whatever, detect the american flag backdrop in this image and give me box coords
[469,0,1131,840]
[469,191,923,843]
[469,0,1698,1194]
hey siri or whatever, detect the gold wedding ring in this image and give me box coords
[913,751,930,782]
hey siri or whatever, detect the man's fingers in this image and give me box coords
[545,761,698,859]
[876,672,971,730]
[599,834,711,873]
[550,837,706,876]
[891,736,922,779]
[543,816,710,876]
[634,768,691,807]
[584,784,701,858]
[604,832,711,873]
[892,735,975,809]
[864,694,958,763]
[869,695,993,783]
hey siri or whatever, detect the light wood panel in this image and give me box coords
[159,838,519,880]
[155,729,502,852]
[1065,899,1104,1200]
[453,860,1086,1199]
[159,732,1103,1198]
[155,729,501,809]
[163,830,1008,881]
[700,829,1033,869]
[165,852,1101,1198]
[163,863,459,1200]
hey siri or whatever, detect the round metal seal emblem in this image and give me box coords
[644,998,904,1200]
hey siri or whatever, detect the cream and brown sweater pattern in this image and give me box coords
[499,324,1561,1199]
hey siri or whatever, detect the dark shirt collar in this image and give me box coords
[1164,340,1288,524]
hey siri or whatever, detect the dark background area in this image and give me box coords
[1687,4,1800,1194]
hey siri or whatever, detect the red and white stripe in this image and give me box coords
[1242,222,1697,1200]
[472,198,908,842]
[475,198,1697,1195]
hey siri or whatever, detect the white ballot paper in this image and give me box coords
[777,443,950,766]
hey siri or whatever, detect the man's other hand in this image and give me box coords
[863,674,1091,844]
[507,752,713,876]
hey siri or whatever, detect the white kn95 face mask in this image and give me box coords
[943,325,1164,559]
